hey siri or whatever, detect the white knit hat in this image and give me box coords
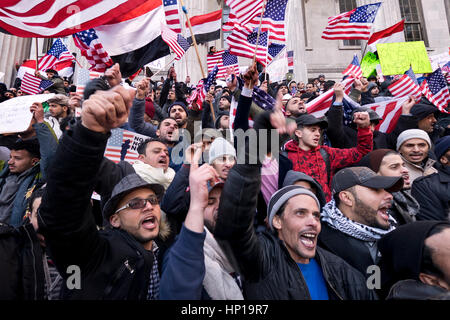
[396,129,431,151]
[208,137,236,164]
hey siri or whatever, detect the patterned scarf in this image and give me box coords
[321,199,396,242]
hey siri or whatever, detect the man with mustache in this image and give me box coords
[396,129,437,182]
[319,167,404,276]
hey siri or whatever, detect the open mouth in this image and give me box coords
[158,158,167,165]
[299,232,317,249]
[377,204,391,221]
[142,216,157,230]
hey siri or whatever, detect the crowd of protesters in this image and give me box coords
[0,59,449,301]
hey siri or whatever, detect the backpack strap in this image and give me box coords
[319,148,331,186]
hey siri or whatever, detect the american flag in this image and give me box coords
[38,39,74,71]
[287,50,294,69]
[322,3,381,40]
[207,50,239,79]
[226,0,265,26]
[253,86,276,110]
[76,68,104,96]
[20,73,54,95]
[105,128,143,164]
[72,29,113,72]
[388,67,422,101]
[246,0,288,44]
[442,61,450,83]
[368,97,409,133]
[163,0,182,34]
[342,55,363,79]
[306,77,356,117]
[223,9,238,32]
[421,68,450,113]
[227,28,285,67]
[188,65,219,109]
[161,24,190,61]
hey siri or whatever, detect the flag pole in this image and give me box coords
[264,28,270,82]
[179,0,215,123]
[35,38,39,72]
[152,57,177,78]
[252,0,267,65]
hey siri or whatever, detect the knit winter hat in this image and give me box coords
[410,103,439,121]
[168,101,188,115]
[358,149,394,173]
[267,185,321,231]
[434,136,450,161]
[208,137,236,164]
[396,129,431,151]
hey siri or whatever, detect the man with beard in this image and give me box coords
[319,167,404,276]
[396,129,437,182]
[284,96,307,118]
[358,149,419,225]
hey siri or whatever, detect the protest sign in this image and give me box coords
[0,72,4,81]
[105,128,150,164]
[266,49,288,82]
[360,52,379,78]
[0,93,55,134]
[429,52,450,71]
[377,41,432,75]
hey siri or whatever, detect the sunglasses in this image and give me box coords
[115,195,159,214]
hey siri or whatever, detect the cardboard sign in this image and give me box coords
[360,52,379,78]
[0,94,55,134]
[377,41,432,75]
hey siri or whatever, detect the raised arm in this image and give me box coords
[128,78,158,137]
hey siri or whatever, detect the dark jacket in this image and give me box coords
[214,159,376,300]
[318,222,378,277]
[411,165,450,221]
[326,103,418,150]
[386,279,449,300]
[0,222,46,299]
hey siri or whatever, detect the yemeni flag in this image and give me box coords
[367,20,405,52]
[185,9,222,44]
[94,0,170,78]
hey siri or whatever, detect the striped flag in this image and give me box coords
[76,69,104,96]
[388,68,422,101]
[306,77,356,117]
[0,0,149,38]
[163,0,182,33]
[38,39,74,71]
[161,24,190,61]
[226,0,265,26]
[421,68,450,113]
[188,65,219,109]
[207,50,239,79]
[322,3,381,40]
[367,20,405,52]
[246,0,288,44]
[105,128,149,164]
[72,29,113,72]
[21,73,54,95]
[223,9,238,32]
[342,54,363,79]
[287,51,294,71]
[185,9,222,44]
[368,97,409,133]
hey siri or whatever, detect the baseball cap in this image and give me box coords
[295,114,328,129]
[331,167,403,195]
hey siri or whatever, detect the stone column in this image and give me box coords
[0,34,32,88]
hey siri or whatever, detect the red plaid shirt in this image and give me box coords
[285,127,373,202]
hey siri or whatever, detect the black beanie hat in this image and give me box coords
[378,221,450,297]
[410,103,439,121]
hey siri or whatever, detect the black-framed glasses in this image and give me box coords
[115,195,159,214]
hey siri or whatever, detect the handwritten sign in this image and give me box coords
[360,52,379,78]
[377,41,432,75]
[0,94,55,134]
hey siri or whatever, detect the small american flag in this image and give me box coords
[163,0,182,34]
[287,50,294,69]
[388,67,422,101]
[38,38,74,71]
[441,61,450,83]
[226,0,265,26]
[207,50,239,79]
[342,54,363,79]
[161,24,190,61]
[421,68,450,113]
[76,68,104,96]
[21,72,53,95]
[188,65,219,109]
[322,3,381,40]
[72,29,113,72]
[105,128,143,164]
[369,96,409,133]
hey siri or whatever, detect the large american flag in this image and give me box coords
[38,39,74,71]
[421,68,450,113]
[388,67,422,101]
[306,77,356,117]
[20,73,53,95]
[226,0,265,26]
[0,0,149,38]
[322,3,381,40]
[105,128,143,164]
[161,24,190,61]
[342,55,363,79]
[369,97,409,133]
[188,65,219,109]
[207,50,239,79]
[163,0,182,34]
[76,68,104,96]
[223,9,238,32]
[72,29,113,72]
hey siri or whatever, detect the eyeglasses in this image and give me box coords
[115,195,159,213]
